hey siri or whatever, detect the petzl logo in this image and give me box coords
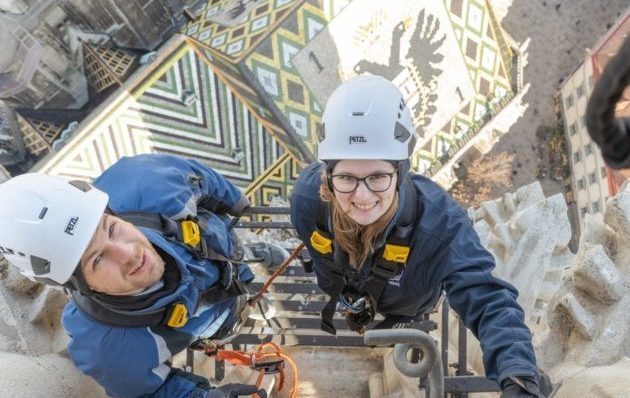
[65,217,79,236]
[348,135,367,145]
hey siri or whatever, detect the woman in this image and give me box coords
[290,75,544,397]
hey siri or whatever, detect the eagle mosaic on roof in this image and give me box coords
[186,0,515,177]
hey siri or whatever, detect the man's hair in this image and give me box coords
[319,169,398,268]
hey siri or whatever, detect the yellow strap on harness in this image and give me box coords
[167,303,189,328]
[382,243,410,264]
[181,220,201,247]
[310,230,333,255]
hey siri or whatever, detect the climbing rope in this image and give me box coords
[216,244,305,397]
[216,342,299,398]
[246,243,305,307]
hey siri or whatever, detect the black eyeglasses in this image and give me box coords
[328,171,396,193]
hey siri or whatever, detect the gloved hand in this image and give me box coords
[206,383,266,398]
[500,376,543,398]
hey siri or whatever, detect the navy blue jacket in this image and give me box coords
[289,163,538,384]
[63,154,253,398]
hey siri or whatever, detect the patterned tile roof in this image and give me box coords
[34,0,518,205]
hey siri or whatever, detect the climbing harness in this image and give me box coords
[189,242,305,355]
[309,177,419,334]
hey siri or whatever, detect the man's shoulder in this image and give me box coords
[63,300,157,347]
[95,154,182,185]
[94,154,195,214]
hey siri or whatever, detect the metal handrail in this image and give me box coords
[364,328,444,398]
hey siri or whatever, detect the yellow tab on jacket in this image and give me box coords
[382,243,410,264]
[181,220,201,247]
[167,303,189,328]
[310,230,333,255]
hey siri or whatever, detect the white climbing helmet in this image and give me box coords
[0,173,108,286]
[317,75,416,162]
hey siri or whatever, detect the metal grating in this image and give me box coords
[232,261,368,347]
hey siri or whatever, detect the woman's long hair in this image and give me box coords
[319,170,398,268]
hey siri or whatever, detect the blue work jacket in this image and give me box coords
[62,154,253,398]
[289,163,539,384]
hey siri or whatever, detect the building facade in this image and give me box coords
[0,0,199,109]
[560,57,608,229]
[559,9,629,235]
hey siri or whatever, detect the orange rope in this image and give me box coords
[213,244,305,397]
[216,342,299,398]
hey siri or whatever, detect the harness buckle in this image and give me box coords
[180,217,211,260]
[310,230,333,254]
[371,261,400,280]
[382,243,410,263]
[181,219,201,247]
[298,247,314,273]
[166,302,189,328]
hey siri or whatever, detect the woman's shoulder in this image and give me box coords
[292,162,324,200]
[408,173,469,231]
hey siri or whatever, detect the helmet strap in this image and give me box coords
[395,159,410,189]
[64,265,93,295]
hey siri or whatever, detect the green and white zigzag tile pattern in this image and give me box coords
[191,42,311,165]
[48,46,289,206]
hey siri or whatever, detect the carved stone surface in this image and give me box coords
[0,0,28,14]
[447,181,630,397]
[539,182,630,377]
[470,182,573,325]
[0,352,107,397]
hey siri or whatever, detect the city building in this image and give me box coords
[0,100,26,166]
[559,9,629,235]
[0,164,10,182]
[0,0,201,109]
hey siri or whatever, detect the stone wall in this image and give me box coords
[0,256,107,397]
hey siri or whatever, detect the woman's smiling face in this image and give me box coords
[330,159,398,225]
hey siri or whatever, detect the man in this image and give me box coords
[290,75,547,397]
[0,154,280,398]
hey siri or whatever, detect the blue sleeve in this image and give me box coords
[63,303,210,398]
[94,154,249,219]
[418,189,538,384]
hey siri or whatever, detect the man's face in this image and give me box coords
[331,159,398,225]
[80,214,165,295]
